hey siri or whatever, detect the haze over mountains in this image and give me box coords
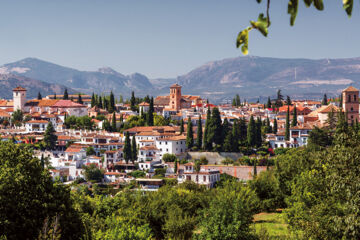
[1,56,360,102]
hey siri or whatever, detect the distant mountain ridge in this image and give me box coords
[2,56,360,102]
[0,58,155,97]
[0,74,74,99]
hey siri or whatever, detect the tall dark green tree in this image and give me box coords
[222,118,230,140]
[207,107,223,149]
[273,119,278,134]
[322,93,328,105]
[196,116,203,149]
[54,93,57,99]
[285,106,290,141]
[232,98,236,107]
[339,94,343,108]
[98,96,103,109]
[63,89,69,100]
[236,94,241,106]
[203,107,212,150]
[91,93,96,107]
[111,112,116,132]
[292,106,298,127]
[247,116,256,147]
[123,131,131,164]
[286,95,291,106]
[223,130,233,152]
[43,122,58,150]
[109,91,115,113]
[180,119,184,134]
[147,97,154,126]
[37,92,42,100]
[130,91,136,111]
[266,97,271,108]
[232,119,240,151]
[239,117,247,142]
[186,117,194,149]
[78,94,83,104]
[131,136,137,163]
[255,117,262,147]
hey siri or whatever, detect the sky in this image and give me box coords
[0,0,359,78]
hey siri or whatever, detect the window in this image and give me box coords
[348,95,351,102]
[351,107,354,112]
[355,95,357,102]
[166,148,168,152]
[203,176,206,182]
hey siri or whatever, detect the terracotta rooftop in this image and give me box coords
[52,100,85,108]
[343,86,359,92]
[13,86,27,91]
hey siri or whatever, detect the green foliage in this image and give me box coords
[196,115,203,149]
[285,106,290,141]
[37,92,42,100]
[43,122,57,150]
[63,89,68,100]
[131,136,137,163]
[186,117,194,149]
[0,142,83,239]
[83,163,104,182]
[128,170,145,178]
[162,153,177,162]
[195,181,259,240]
[247,116,256,147]
[65,115,94,130]
[11,109,23,126]
[86,146,96,156]
[179,119,184,134]
[123,132,131,164]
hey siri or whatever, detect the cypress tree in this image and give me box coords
[180,119,184,134]
[43,122,57,150]
[247,116,256,147]
[119,95,123,103]
[203,107,212,150]
[255,117,262,147]
[174,159,178,174]
[239,117,247,142]
[232,119,240,151]
[130,91,136,111]
[37,92,42,100]
[232,98,236,107]
[266,97,271,108]
[131,136,137,163]
[223,130,233,152]
[286,95,291,106]
[98,96,103,109]
[111,112,116,132]
[340,94,343,108]
[109,91,115,113]
[285,106,290,141]
[222,118,230,140]
[147,97,154,126]
[196,115,203,149]
[54,93,57,99]
[322,94,328,105]
[63,89,69,100]
[207,107,223,149]
[236,94,241,106]
[78,94,83,104]
[273,119,278,134]
[253,159,257,178]
[186,117,194,149]
[40,154,45,169]
[123,131,131,164]
[292,106,298,127]
[103,97,108,111]
[91,93,96,107]
[266,117,271,133]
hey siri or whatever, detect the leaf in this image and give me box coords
[343,0,353,17]
[256,0,262,3]
[303,0,313,7]
[313,0,324,10]
[236,28,250,55]
[250,13,270,37]
[288,0,299,26]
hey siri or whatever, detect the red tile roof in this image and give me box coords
[52,100,85,108]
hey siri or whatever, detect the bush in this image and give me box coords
[162,153,177,162]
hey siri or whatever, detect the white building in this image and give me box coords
[177,162,220,188]
[13,86,27,111]
[25,120,49,133]
[155,135,187,159]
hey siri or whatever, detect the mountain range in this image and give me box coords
[1,56,360,102]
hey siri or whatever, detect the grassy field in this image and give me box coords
[252,210,293,239]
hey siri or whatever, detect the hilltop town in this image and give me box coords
[0,83,356,189]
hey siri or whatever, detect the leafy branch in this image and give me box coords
[237,0,354,55]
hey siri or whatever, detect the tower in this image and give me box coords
[342,86,359,124]
[13,86,27,111]
[169,84,182,111]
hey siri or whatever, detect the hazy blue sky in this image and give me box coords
[0,0,359,78]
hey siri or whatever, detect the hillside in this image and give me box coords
[0,74,74,99]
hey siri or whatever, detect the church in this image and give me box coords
[154,84,203,112]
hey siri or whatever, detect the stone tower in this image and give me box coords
[342,86,359,124]
[169,84,182,111]
[13,86,27,111]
